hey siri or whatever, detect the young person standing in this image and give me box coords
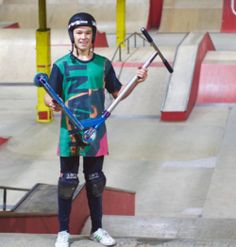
[44,12,148,247]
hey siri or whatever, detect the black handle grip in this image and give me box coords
[140,27,174,74]
[163,60,174,73]
[141,27,153,43]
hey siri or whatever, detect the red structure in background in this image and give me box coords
[197,63,236,104]
[146,0,163,30]
[0,185,135,234]
[0,137,9,146]
[94,31,108,47]
[2,22,20,28]
[161,33,215,121]
[221,0,236,32]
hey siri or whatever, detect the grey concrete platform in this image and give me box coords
[2,231,236,247]
[4,213,236,247]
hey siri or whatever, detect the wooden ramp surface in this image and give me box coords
[13,183,58,214]
[0,0,149,32]
[159,0,223,32]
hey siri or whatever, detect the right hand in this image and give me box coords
[49,99,62,112]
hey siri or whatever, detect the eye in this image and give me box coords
[86,31,92,35]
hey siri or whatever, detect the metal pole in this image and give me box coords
[127,38,130,54]
[106,51,158,113]
[38,0,47,30]
[36,0,53,123]
[116,0,126,47]
[118,46,122,61]
[3,188,6,211]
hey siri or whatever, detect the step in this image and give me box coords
[82,215,236,241]
[2,215,236,247]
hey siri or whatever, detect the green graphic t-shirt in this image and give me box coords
[49,53,122,157]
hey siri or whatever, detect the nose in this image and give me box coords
[81,32,86,39]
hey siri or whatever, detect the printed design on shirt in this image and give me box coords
[62,60,105,156]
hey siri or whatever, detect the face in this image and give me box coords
[73,26,93,52]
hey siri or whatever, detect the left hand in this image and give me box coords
[136,67,148,83]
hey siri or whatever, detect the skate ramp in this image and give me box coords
[0,21,19,28]
[197,51,236,104]
[221,0,236,32]
[0,0,149,33]
[12,183,58,213]
[0,29,108,83]
[111,46,175,116]
[0,182,134,234]
[161,32,215,121]
[159,0,223,32]
[0,29,36,83]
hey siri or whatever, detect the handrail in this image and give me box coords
[0,186,30,211]
[111,31,148,62]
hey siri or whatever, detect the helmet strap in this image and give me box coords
[72,43,94,59]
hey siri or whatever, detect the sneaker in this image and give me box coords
[90,228,116,246]
[55,231,70,247]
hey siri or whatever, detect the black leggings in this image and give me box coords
[59,156,104,233]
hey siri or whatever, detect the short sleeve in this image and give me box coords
[104,59,122,94]
[49,64,63,97]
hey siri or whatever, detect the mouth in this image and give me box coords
[79,40,89,45]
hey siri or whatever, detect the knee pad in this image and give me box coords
[58,172,79,200]
[86,171,106,197]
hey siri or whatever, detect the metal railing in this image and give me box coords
[0,186,30,211]
[111,32,149,62]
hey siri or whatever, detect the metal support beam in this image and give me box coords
[36,0,52,123]
[116,0,126,47]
